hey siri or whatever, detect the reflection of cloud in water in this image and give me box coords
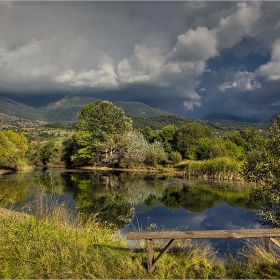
[129,202,260,253]
[201,203,259,230]
[132,203,259,231]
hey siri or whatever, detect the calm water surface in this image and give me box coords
[0,169,262,254]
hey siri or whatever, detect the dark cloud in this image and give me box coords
[0,1,280,119]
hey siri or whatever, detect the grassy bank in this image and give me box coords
[0,195,280,278]
[80,156,244,181]
[177,157,243,180]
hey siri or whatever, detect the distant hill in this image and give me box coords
[114,101,174,118]
[40,96,99,122]
[0,95,271,134]
[203,113,260,123]
[0,95,175,123]
[0,96,43,120]
[131,115,203,130]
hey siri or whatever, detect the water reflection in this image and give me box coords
[0,170,261,233]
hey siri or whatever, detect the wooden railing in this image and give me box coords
[127,229,280,273]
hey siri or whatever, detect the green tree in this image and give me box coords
[137,126,156,143]
[224,130,244,147]
[169,151,182,165]
[0,130,28,170]
[120,131,150,168]
[240,128,264,153]
[39,140,55,165]
[175,123,213,159]
[224,129,264,153]
[120,131,168,168]
[242,116,280,227]
[144,141,168,167]
[156,125,178,153]
[195,138,227,160]
[72,101,132,165]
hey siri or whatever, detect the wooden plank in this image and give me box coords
[146,239,154,274]
[270,237,280,248]
[127,229,280,240]
[152,239,177,269]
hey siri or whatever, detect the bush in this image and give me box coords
[169,151,182,165]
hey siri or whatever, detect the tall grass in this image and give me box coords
[178,157,242,180]
[0,191,280,278]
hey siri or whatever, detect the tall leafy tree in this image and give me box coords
[0,130,28,170]
[175,123,213,159]
[243,116,280,227]
[72,100,132,165]
[156,125,178,153]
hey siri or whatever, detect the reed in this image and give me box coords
[178,157,242,180]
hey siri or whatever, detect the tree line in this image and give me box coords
[0,100,274,174]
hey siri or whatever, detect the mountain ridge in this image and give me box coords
[0,95,175,122]
[203,113,261,123]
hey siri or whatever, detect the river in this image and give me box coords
[0,169,263,254]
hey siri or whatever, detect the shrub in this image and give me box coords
[169,151,182,165]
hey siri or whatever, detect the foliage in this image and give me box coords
[144,141,168,167]
[169,151,182,165]
[120,131,167,168]
[175,123,213,159]
[224,128,265,154]
[39,140,56,165]
[137,126,156,143]
[0,130,28,170]
[72,100,132,165]
[195,138,228,160]
[242,116,280,227]
[131,115,196,130]
[26,140,66,167]
[155,125,178,153]
[61,136,78,166]
[120,131,150,168]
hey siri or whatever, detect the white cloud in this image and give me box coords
[218,71,261,93]
[0,1,278,119]
[257,39,280,81]
[183,100,202,111]
[169,26,218,62]
[55,55,118,89]
[214,2,262,50]
[0,39,58,90]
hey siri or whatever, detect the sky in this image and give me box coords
[0,1,280,120]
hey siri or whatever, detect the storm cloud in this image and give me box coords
[0,1,280,119]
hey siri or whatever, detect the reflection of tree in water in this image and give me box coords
[0,170,77,208]
[70,172,260,227]
[0,175,27,206]
[158,183,257,213]
[71,172,135,228]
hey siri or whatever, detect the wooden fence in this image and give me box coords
[127,229,280,273]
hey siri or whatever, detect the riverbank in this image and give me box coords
[1,156,244,181]
[0,203,279,279]
[80,156,244,180]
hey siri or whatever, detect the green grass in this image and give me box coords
[178,157,242,180]
[0,192,280,279]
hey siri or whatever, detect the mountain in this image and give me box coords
[0,95,175,123]
[0,96,43,120]
[41,96,175,122]
[0,95,272,133]
[114,101,174,118]
[203,113,260,123]
[40,96,99,122]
